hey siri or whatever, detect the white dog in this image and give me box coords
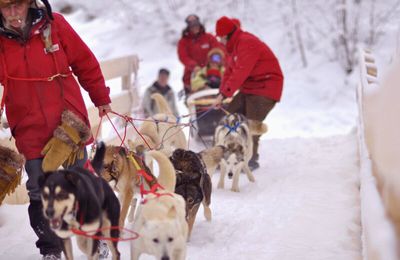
[131,150,188,260]
[214,113,255,192]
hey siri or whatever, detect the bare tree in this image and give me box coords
[291,0,308,67]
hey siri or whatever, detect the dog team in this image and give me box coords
[38,93,268,260]
[0,1,283,259]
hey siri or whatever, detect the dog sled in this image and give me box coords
[186,88,231,140]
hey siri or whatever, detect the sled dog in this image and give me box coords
[131,150,188,260]
[101,145,158,227]
[214,113,255,192]
[39,143,121,260]
[170,148,212,238]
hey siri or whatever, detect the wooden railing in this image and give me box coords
[87,54,140,145]
[357,48,399,260]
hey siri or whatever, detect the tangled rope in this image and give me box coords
[79,105,222,242]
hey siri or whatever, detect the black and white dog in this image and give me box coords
[214,113,255,192]
[39,143,121,260]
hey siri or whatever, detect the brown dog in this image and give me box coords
[100,145,157,227]
[169,148,212,238]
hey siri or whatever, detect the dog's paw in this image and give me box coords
[217,182,224,189]
[231,186,240,192]
[204,207,212,221]
[248,175,256,182]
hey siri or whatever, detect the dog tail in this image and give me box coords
[151,93,173,115]
[248,120,268,135]
[91,142,106,174]
[199,145,225,168]
[147,150,176,192]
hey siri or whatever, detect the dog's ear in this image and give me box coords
[38,171,53,188]
[117,147,126,157]
[135,145,146,157]
[167,205,177,219]
[64,171,81,186]
[91,142,105,173]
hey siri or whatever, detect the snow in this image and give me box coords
[0,133,361,260]
[1,1,399,259]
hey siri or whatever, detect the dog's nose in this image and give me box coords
[228,172,233,178]
[161,256,170,260]
[46,207,55,218]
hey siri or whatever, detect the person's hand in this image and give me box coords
[193,66,201,73]
[212,94,224,109]
[98,104,112,117]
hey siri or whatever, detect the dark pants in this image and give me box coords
[26,149,88,255]
[227,92,276,160]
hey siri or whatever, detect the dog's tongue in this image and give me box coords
[50,218,62,229]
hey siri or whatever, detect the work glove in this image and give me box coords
[41,110,91,172]
[0,145,25,205]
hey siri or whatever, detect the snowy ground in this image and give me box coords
[0,133,361,260]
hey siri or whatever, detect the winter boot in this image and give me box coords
[249,135,260,171]
[248,158,260,171]
[28,200,63,256]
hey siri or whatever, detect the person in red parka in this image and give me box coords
[177,14,221,96]
[0,1,111,258]
[213,16,284,170]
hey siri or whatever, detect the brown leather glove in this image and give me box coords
[41,110,91,172]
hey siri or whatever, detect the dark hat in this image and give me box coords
[185,14,200,27]
[0,0,55,20]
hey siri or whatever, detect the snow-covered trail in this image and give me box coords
[0,133,361,260]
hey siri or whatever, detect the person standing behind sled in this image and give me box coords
[177,14,222,98]
[142,68,179,117]
[0,0,111,259]
[213,16,284,171]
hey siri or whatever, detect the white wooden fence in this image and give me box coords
[357,49,399,260]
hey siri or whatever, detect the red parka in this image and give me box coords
[0,10,110,160]
[220,29,284,101]
[177,26,221,87]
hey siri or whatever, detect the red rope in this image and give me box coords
[105,113,128,150]
[71,226,139,242]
